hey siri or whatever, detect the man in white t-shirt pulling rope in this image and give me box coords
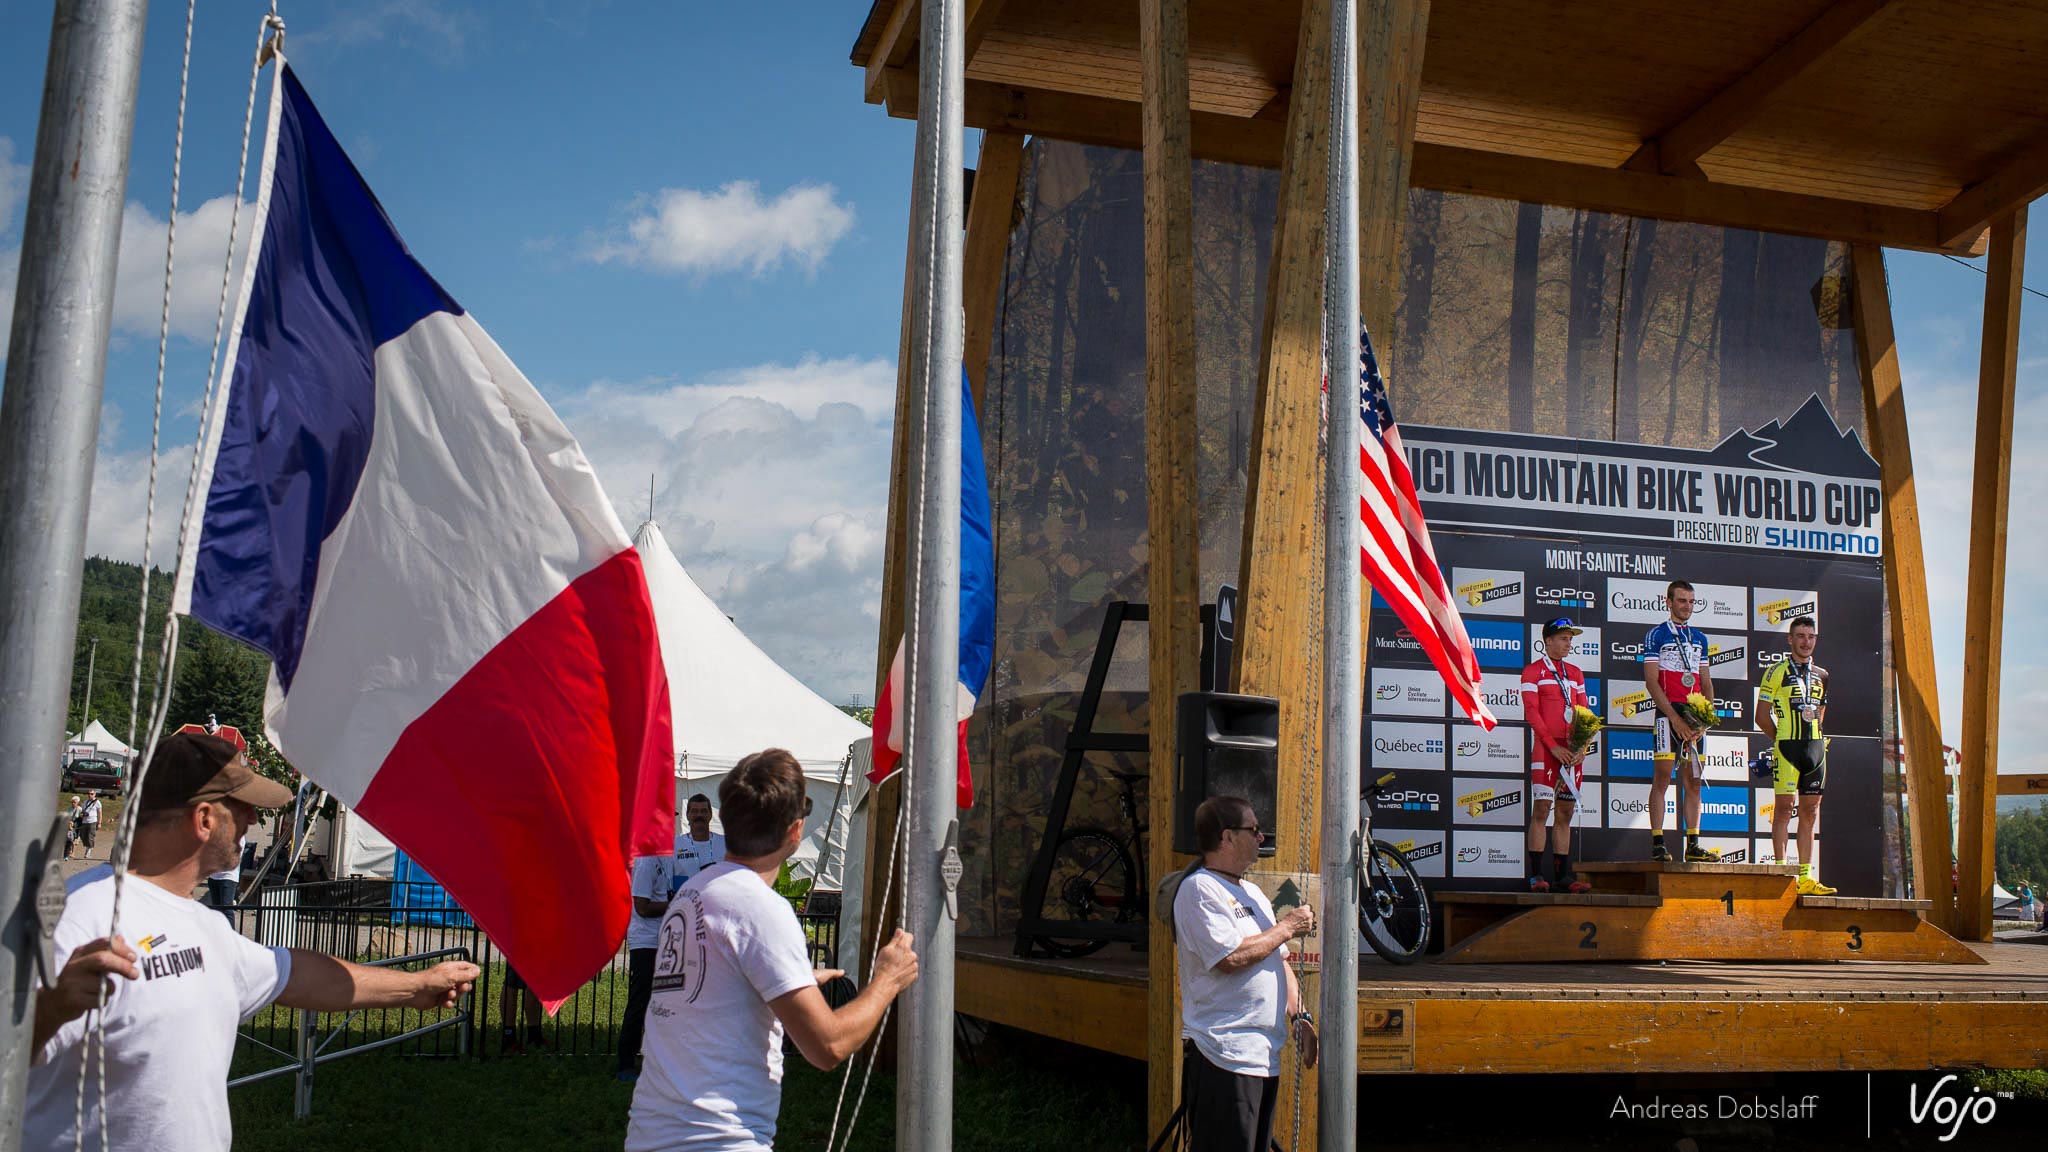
[1171,796,1317,1152]
[26,732,479,1152]
[628,748,918,1152]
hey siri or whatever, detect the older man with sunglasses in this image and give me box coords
[1170,795,1317,1152]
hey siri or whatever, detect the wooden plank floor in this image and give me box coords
[957,936,2048,1072]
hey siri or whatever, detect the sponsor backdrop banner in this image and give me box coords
[1367,398,1886,895]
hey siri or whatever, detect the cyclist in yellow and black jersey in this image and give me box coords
[1757,614,1831,894]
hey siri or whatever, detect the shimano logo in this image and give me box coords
[1701,801,1746,815]
[1610,745,1652,763]
[1471,636,1520,650]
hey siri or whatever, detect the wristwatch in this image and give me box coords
[1291,1009,1315,1026]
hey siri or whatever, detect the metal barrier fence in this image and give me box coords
[228,947,474,1119]
[224,878,844,1109]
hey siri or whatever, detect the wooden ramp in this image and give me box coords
[1438,862,1980,965]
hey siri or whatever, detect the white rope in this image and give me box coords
[826,3,957,1146]
[76,10,283,1150]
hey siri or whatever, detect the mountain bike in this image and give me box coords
[1359,772,1432,964]
[1033,767,1149,959]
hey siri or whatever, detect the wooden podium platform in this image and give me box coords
[1437,861,1980,964]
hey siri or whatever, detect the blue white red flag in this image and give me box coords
[1355,327,1496,729]
[868,368,995,806]
[173,66,674,1003]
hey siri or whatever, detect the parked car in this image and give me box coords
[62,757,121,792]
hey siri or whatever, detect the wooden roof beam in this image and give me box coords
[865,0,1010,106]
[864,0,920,105]
[1631,0,1895,175]
[1937,131,2048,248]
[886,79,1982,254]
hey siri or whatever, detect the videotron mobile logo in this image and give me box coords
[1457,787,1522,818]
[1395,838,1443,862]
[1758,597,1818,626]
[1721,848,1749,864]
[1708,642,1746,668]
[1457,578,1522,608]
[1613,689,1654,719]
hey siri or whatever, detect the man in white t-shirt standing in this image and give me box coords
[26,732,478,1152]
[618,835,678,1081]
[628,748,919,1152]
[77,790,102,859]
[1173,795,1317,1152]
[674,792,726,884]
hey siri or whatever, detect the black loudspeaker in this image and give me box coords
[1172,692,1280,858]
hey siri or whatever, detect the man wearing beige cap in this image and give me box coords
[25,732,480,1151]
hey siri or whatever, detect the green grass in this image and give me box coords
[228,1033,1144,1151]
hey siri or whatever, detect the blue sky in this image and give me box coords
[3,1,2044,778]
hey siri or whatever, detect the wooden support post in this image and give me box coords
[863,128,1023,984]
[962,130,1025,409]
[1141,0,1201,1141]
[1849,244,1955,935]
[860,205,927,985]
[1356,0,1430,655]
[1236,1,1330,1140]
[1956,207,2028,941]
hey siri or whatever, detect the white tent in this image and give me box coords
[331,523,868,888]
[66,719,137,767]
[637,520,866,885]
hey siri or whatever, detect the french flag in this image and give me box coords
[867,369,994,807]
[172,65,674,1003]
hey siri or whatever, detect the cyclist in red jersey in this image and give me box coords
[1520,618,1591,893]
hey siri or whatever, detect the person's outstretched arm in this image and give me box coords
[772,929,919,1070]
[278,951,478,1012]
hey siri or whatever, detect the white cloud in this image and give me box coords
[294,1,476,57]
[584,182,855,277]
[1,193,256,363]
[0,137,27,231]
[556,356,895,702]
[1897,279,2048,776]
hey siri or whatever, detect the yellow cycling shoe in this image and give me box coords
[1795,876,1837,896]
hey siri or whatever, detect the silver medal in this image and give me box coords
[1680,673,1696,689]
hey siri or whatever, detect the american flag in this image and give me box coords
[1354,327,1497,729]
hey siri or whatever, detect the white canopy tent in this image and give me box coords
[65,719,137,767]
[332,521,867,887]
[637,520,866,885]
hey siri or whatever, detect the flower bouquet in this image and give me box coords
[1675,691,1718,732]
[1566,705,1604,757]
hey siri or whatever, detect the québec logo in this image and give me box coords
[1907,1074,1998,1143]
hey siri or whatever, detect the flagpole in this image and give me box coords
[0,1,151,1145]
[897,0,965,1149]
[1320,0,1364,1146]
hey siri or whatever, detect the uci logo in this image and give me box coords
[1908,1075,1997,1143]
[1375,683,1402,700]
[1456,740,1481,757]
[1456,847,1481,862]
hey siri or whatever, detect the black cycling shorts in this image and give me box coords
[1773,739,1826,797]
